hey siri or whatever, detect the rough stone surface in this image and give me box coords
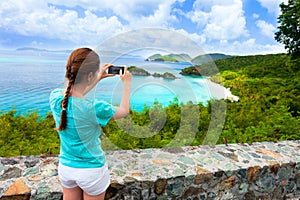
[1,178,31,200]
[0,140,300,199]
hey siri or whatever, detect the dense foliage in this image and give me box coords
[0,110,59,157]
[212,54,300,144]
[153,72,176,79]
[127,66,150,76]
[275,0,300,57]
[180,66,203,76]
[0,53,299,156]
[191,53,232,64]
[147,54,179,62]
[147,53,232,64]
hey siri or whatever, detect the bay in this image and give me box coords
[0,50,226,116]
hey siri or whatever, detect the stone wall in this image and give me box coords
[1,140,300,200]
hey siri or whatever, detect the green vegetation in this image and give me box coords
[128,66,176,79]
[1,53,299,157]
[191,53,232,64]
[275,0,300,57]
[147,54,180,62]
[0,110,59,157]
[162,72,176,79]
[180,66,203,76]
[153,72,176,79]
[147,53,231,64]
[167,53,192,62]
[127,66,150,76]
[211,54,300,144]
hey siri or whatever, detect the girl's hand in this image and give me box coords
[120,67,132,84]
[98,64,115,81]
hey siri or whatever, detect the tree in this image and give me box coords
[275,0,300,57]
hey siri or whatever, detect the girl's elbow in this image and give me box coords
[113,107,129,119]
[121,108,130,117]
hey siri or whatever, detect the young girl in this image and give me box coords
[49,47,132,200]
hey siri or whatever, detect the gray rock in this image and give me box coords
[0,167,22,181]
[24,159,39,168]
[1,158,19,165]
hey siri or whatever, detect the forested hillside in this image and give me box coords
[0,53,299,156]
[211,54,300,143]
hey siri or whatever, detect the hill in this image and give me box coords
[211,53,300,143]
[128,66,177,79]
[191,53,232,64]
[166,53,192,62]
[146,54,180,62]
[146,53,231,63]
[127,66,150,76]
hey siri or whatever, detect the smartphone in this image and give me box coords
[108,66,125,75]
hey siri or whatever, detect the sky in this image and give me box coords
[0,0,289,56]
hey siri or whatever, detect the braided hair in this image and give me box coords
[57,48,100,131]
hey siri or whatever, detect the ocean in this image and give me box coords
[0,50,226,116]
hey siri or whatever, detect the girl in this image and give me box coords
[49,47,132,200]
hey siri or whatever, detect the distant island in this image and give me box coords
[152,72,177,79]
[145,53,232,64]
[16,47,139,58]
[145,54,178,62]
[127,66,151,76]
[180,66,203,76]
[128,66,177,80]
[16,47,72,53]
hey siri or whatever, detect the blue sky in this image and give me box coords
[0,0,288,55]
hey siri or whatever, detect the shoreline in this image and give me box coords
[205,79,239,102]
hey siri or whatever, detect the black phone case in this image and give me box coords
[108,66,125,74]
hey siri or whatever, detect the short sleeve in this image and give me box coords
[94,100,116,126]
[49,89,63,114]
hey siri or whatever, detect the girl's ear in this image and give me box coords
[87,71,94,82]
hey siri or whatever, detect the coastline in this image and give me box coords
[204,78,239,102]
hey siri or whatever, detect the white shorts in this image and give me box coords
[58,163,110,196]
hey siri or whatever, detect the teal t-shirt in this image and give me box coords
[49,88,116,168]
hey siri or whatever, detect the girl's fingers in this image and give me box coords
[102,63,113,70]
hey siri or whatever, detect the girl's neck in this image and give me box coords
[69,84,86,98]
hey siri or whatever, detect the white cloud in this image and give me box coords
[186,0,248,40]
[256,0,288,15]
[253,13,259,19]
[30,41,44,46]
[256,20,276,37]
[125,1,178,29]
[176,29,207,45]
[48,0,179,29]
[0,0,180,46]
[186,10,210,28]
[0,1,126,45]
[211,38,286,55]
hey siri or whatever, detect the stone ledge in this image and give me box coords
[0,140,300,199]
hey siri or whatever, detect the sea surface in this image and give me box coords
[0,50,226,116]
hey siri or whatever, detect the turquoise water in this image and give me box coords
[0,50,225,116]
